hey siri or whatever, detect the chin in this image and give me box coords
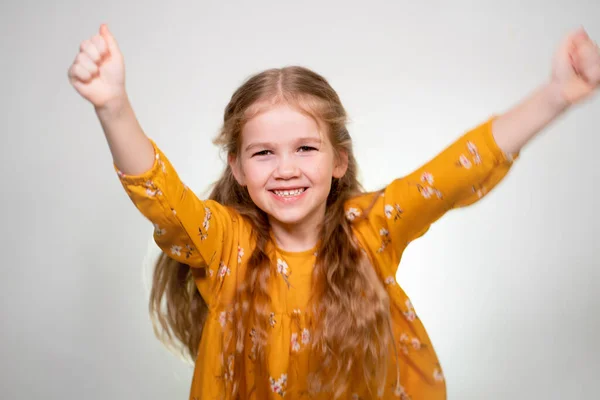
[269,211,309,226]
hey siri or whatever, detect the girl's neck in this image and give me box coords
[268,214,322,253]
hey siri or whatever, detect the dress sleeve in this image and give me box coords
[115,139,240,304]
[350,117,518,272]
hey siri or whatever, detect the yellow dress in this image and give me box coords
[116,117,516,399]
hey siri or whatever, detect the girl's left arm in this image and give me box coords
[350,28,599,272]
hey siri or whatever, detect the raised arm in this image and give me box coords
[67,24,243,304]
[68,24,154,174]
[349,28,599,275]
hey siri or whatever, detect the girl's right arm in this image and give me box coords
[68,25,239,300]
[68,24,154,175]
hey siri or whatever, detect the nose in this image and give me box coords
[274,154,300,180]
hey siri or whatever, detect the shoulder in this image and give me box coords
[344,189,384,223]
[344,179,407,226]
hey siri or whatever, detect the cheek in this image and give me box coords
[242,160,273,188]
[300,157,334,182]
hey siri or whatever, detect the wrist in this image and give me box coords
[94,93,131,118]
[543,80,571,114]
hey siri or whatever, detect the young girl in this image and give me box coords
[68,24,600,399]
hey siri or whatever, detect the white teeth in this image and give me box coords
[273,188,305,197]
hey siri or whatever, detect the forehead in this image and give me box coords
[241,103,325,145]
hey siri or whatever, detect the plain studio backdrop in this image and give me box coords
[1,0,599,399]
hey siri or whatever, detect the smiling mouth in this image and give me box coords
[270,188,307,197]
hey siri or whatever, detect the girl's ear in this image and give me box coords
[333,150,349,179]
[228,154,246,186]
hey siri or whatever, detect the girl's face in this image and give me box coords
[231,103,347,231]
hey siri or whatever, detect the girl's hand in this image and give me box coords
[68,24,127,109]
[551,27,600,106]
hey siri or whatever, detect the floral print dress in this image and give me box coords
[116,117,516,399]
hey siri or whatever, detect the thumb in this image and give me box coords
[574,26,590,40]
[563,26,589,51]
[555,27,585,67]
[100,23,121,55]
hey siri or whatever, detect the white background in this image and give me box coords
[1,0,599,398]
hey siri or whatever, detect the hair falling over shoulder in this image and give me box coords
[148,66,394,398]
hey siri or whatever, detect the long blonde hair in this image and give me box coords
[149,66,393,398]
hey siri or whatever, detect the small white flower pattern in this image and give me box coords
[345,207,361,221]
[384,203,403,221]
[470,183,489,199]
[198,207,212,240]
[458,154,472,169]
[384,204,393,217]
[143,180,162,197]
[290,333,301,352]
[218,261,230,278]
[158,157,167,173]
[170,244,182,256]
[153,223,166,236]
[393,383,411,399]
[404,299,417,322]
[301,328,310,345]
[222,354,234,382]
[399,333,410,355]
[377,228,391,253]
[218,310,233,329]
[249,328,258,361]
[289,310,310,355]
[269,373,287,396]
[276,259,288,275]
[467,141,482,165]
[416,172,443,200]
[457,140,483,170]
[290,327,310,353]
[393,383,404,397]
[183,244,193,259]
[276,258,291,287]
[421,172,434,185]
[399,332,425,355]
[237,246,244,264]
[411,337,421,350]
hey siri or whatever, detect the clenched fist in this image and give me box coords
[68,24,126,108]
[552,27,600,105]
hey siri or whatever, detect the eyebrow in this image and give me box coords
[244,137,322,152]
